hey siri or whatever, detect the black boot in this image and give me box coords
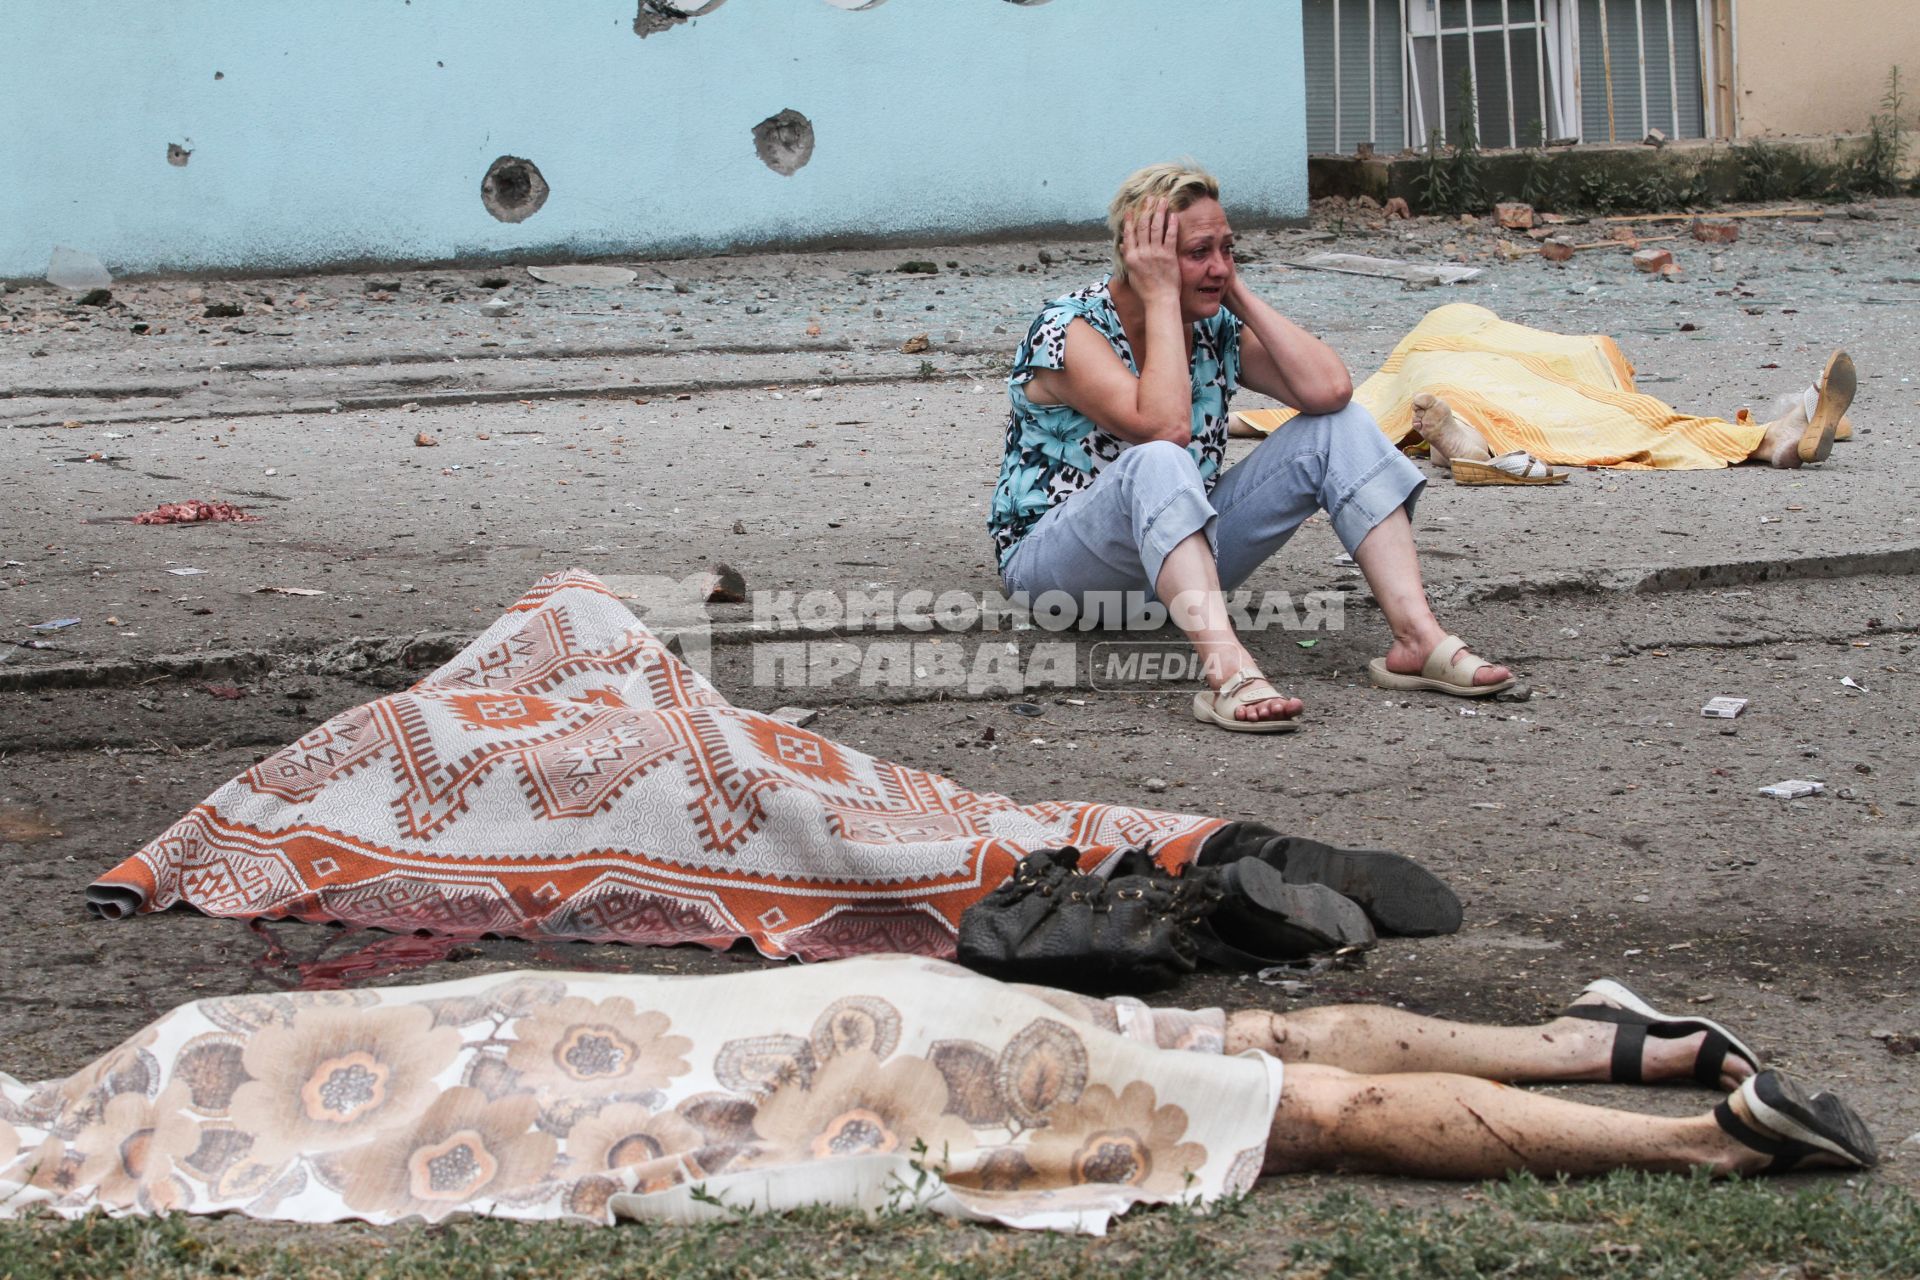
[1193,857,1375,968]
[1196,823,1464,938]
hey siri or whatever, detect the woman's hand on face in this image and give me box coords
[1221,253,1251,313]
[1121,201,1182,304]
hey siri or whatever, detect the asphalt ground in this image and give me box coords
[2,197,1917,1198]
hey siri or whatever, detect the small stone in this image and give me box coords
[1037,249,1055,265]
[366,278,403,293]
[414,431,438,447]
[1143,777,1169,793]
[1809,230,1840,246]
[1643,127,1668,147]
[203,301,244,317]
[702,563,748,604]
[900,333,930,354]
[77,288,112,307]
[768,706,819,728]
[1633,248,1675,273]
[1384,196,1412,220]
[731,519,747,535]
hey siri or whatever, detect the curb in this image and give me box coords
[7,543,1917,695]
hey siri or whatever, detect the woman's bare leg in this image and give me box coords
[1352,510,1512,687]
[1264,1063,1755,1178]
[1227,1001,1753,1091]
[1156,530,1301,723]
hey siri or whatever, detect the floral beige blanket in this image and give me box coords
[0,956,1280,1234]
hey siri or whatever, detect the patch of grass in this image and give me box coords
[2,1172,1917,1279]
[1292,1171,1920,1280]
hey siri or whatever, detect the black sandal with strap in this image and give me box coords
[1714,1071,1878,1173]
[1559,979,1761,1088]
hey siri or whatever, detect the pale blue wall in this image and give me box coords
[0,0,1308,278]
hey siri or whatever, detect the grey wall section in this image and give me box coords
[0,0,1310,279]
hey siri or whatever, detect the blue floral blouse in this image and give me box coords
[987,278,1242,568]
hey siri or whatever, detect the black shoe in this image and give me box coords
[1199,826,1462,938]
[1714,1071,1879,1173]
[1194,858,1375,968]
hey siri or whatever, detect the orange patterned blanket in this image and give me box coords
[88,571,1223,960]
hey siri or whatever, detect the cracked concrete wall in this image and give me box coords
[0,0,1307,279]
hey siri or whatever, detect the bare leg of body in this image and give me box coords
[1262,1062,1759,1178]
[1226,996,1752,1091]
[1351,511,1512,688]
[1411,393,1492,465]
[1156,531,1302,723]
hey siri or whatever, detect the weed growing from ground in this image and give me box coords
[1856,65,1911,196]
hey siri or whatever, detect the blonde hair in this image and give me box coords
[1107,162,1221,280]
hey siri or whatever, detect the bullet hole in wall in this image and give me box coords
[753,109,815,176]
[633,0,727,37]
[481,156,550,223]
[167,143,192,167]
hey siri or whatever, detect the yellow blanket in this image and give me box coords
[1237,302,1765,469]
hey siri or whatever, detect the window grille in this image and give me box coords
[1303,0,1718,152]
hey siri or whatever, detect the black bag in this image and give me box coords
[955,846,1223,992]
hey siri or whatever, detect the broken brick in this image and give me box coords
[1692,218,1739,244]
[1633,248,1675,273]
[1495,202,1535,230]
[1384,197,1412,220]
[1540,239,1576,263]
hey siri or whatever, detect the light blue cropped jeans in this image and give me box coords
[1001,402,1426,602]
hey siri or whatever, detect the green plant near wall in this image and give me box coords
[1446,69,1487,214]
[1736,138,1811,202]
[1413,128,1456,215]
[1412,70,1488,216]
[1517,150,1572,213]
[1855,65,1910,196]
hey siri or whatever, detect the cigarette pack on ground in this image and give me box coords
[1758,780,1824,799]
[1701,696,1749,718]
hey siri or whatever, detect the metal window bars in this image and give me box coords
[1312,0,1719,153]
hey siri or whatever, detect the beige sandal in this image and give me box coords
[1799,350,1856,463]
[1366,635,1516,698]
[1450,450,1569,485]
[1192,668,1302,733]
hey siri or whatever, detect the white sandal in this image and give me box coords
[1366,635,1516,698]
[1192,667,1302,734]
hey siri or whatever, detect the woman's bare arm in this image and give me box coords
[1228,275,1353,415]
[1024,203,1193,444]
